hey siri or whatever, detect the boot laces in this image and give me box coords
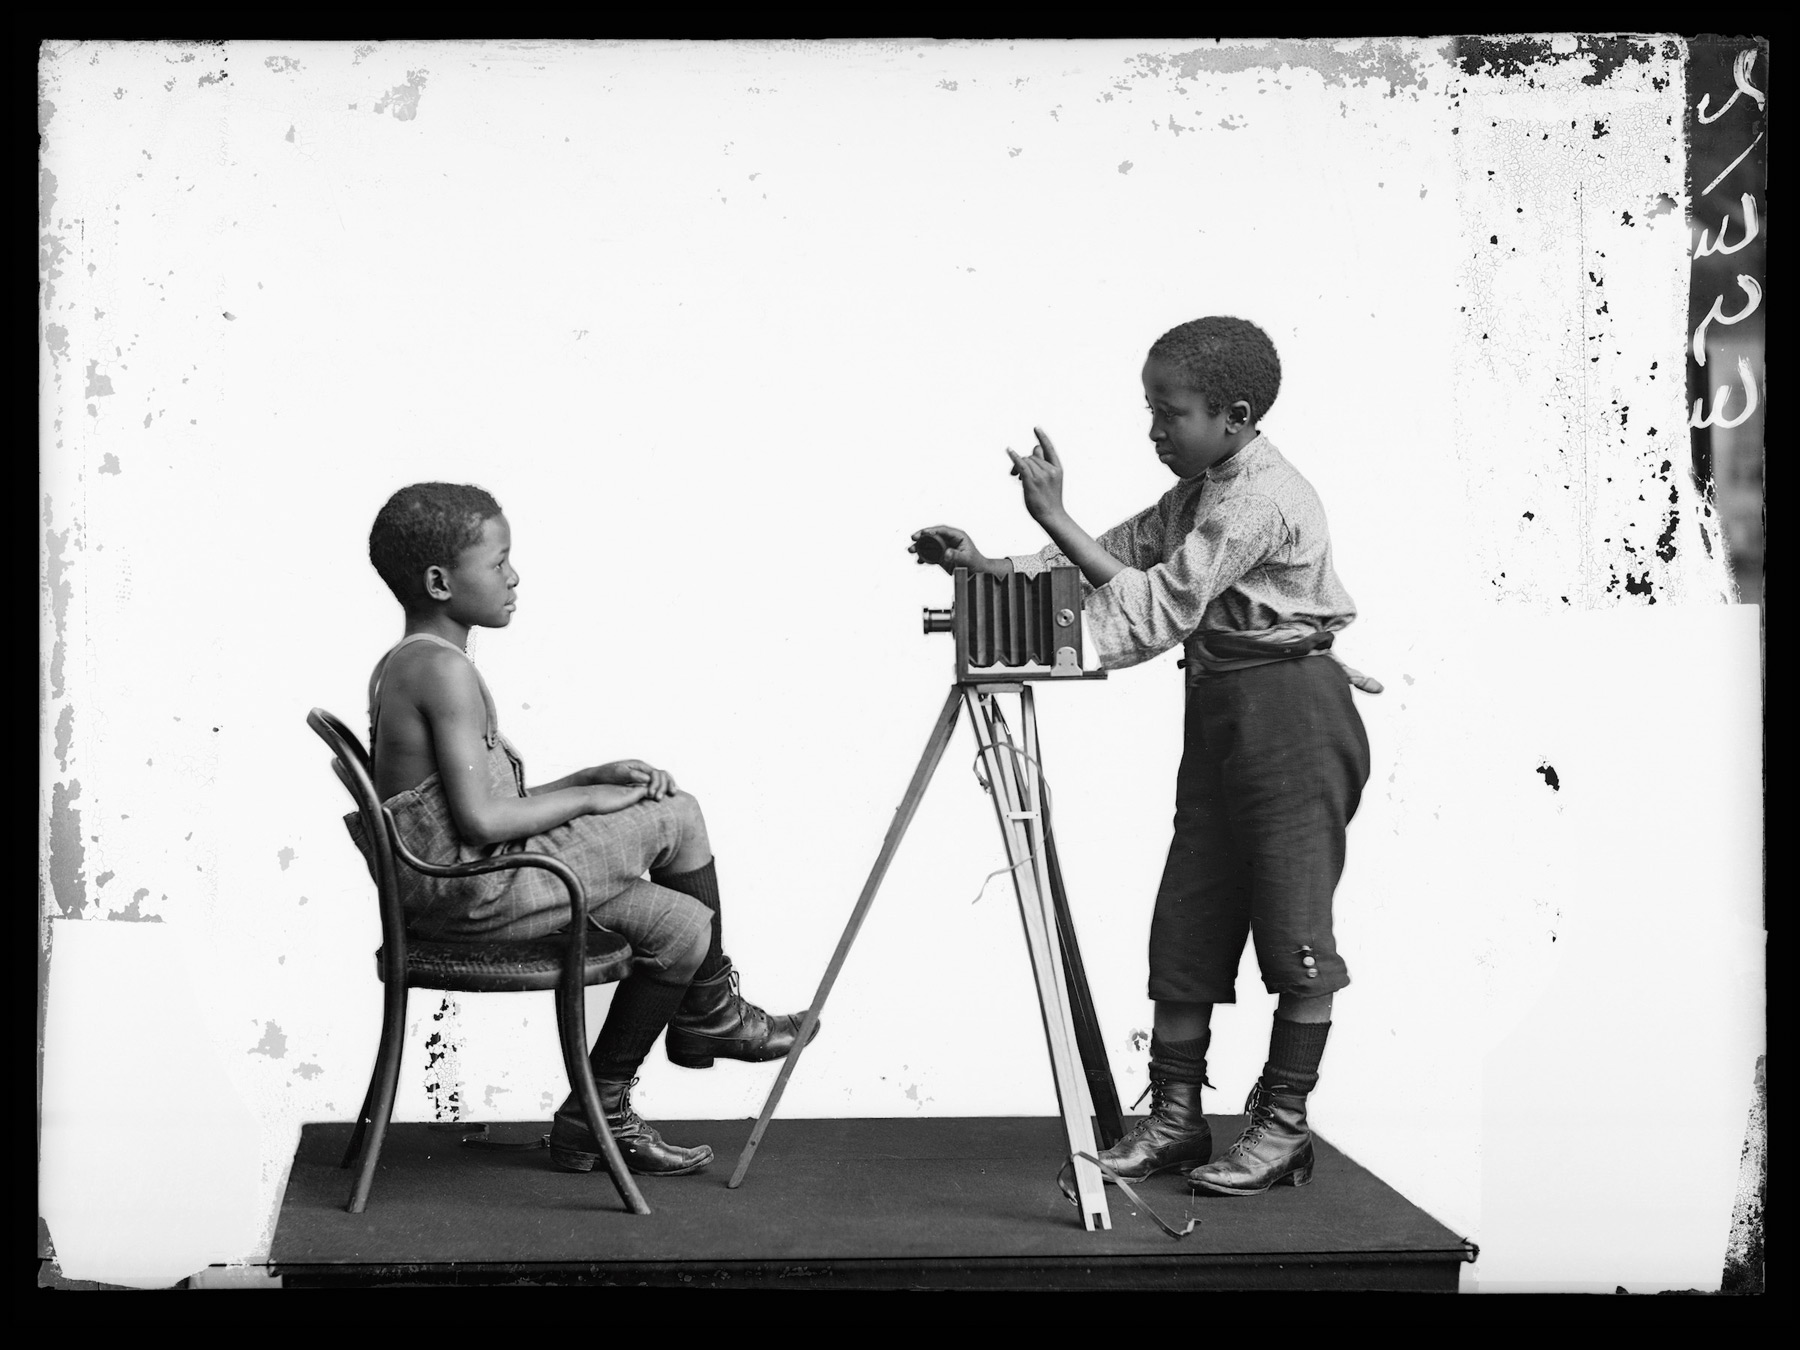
[1228,1081,1276,1153]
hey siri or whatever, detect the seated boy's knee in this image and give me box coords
[667,788,707,834]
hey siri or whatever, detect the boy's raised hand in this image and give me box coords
[1006,427,1066,525]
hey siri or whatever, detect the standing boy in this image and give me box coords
[353,482,813,1177]
[910,316,1376,1196]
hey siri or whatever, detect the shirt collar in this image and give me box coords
[1201,432,1271,484]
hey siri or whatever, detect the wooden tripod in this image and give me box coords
[727,681,1126,1231]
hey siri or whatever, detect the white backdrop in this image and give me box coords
[39,38,1762,1291]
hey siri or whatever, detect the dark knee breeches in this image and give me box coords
[1148,657,1371,1004]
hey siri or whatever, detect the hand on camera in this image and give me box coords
[909,525,997,575]
[1006,427,1066,526]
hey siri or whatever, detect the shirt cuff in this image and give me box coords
[1080,568,1158,669]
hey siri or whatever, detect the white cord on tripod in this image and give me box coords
[970,856,1033,905]
[968,731,1053,905]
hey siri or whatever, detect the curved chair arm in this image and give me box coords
[380,806,598,990]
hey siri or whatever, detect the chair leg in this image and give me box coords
[341,974,408,1169]
[557,982,651,1215]
[345,981,409,1214]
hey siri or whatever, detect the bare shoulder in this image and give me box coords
[384,641,481,706]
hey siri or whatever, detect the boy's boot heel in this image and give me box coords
[1185,1080,1315,1197]
[549,1078,713,1177]
[664,958,817,1068]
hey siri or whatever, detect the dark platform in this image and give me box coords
[271,1116,1475,1289]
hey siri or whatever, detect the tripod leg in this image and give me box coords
[1026,694,1127,1148]
[973,690,1110,1231]
[728,685,963,1189]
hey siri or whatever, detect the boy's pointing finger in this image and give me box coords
[1033,427,1060,464]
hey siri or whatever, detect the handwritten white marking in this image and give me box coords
[1689,356,1760,431]
[1691,276,1763,367]
[1693,193,1760,259]
[1695,49,1766,124]
[1702,131,1764,197]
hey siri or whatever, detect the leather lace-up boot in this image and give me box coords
[1185,1079,1314,1195]
[549,1078,714,1177]
[664,958,816,1068]
[1094,1072,1213,1180]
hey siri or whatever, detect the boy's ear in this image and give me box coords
[1227,400,1253,430]
[422,563,454,602]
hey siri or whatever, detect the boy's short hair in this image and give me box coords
[369,482,503,608]
[1148,316,1282,423]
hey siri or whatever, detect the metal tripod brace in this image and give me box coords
[727,680,1126,1232]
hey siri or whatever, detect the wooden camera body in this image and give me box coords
[922,567,1105,684]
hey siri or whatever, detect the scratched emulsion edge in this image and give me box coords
[37,43,72,1277]
[1453,36,1734,612]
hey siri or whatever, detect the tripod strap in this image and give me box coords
[1067,1153,1198,1240]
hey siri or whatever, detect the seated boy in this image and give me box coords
[350,482,814,1177]
[911,316,1377,1197]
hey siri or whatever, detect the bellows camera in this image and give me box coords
[922,567,1100,682]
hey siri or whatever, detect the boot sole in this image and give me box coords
[1188,1162,1314,1196]
[550,1143,715,1177]
[667,1020,822,1070]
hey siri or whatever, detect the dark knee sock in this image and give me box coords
[1150,1031,1211,1086]
[587,974,693,1084]
[651,859,726,981]
[1264,1018,1331,1095]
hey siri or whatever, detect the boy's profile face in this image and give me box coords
[1142,356,1251,480]
[433,513,518,628]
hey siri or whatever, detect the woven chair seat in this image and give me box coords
[379,931,634,993]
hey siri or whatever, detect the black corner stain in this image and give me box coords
[1536,762,1561,791]
[1591,117,1610,139]
[1522,510,1535,520]
[1456,37,1551,80]
[1623,571,1656,603]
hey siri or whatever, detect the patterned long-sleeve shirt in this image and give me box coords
[1009,434,1359,683]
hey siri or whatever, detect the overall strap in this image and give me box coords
[368,633,499,747]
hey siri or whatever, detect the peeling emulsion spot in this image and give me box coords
[1535,762,1561,791]
[1117,160,1134,174]
[116,888,162,922]
[99,453,120,474]
[277,846,296,871]
[294,1063,323,1080]
[49,781,87,919]
[197,70,229,89]
[249,1020,288,1058]
[423,996,463,1120]
[83,359,114,400]
[53,705,74,770]
[44,511,74,703]
[1128,38,1434,100]
[1128,1027,1151,1052]
[373,69,429,121]
[937,79,958,91]
[284,125,295,143]
[265,55,302,74]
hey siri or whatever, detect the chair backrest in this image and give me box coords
[308,708,410,974]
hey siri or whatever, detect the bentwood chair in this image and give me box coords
[307,708,649,1216]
